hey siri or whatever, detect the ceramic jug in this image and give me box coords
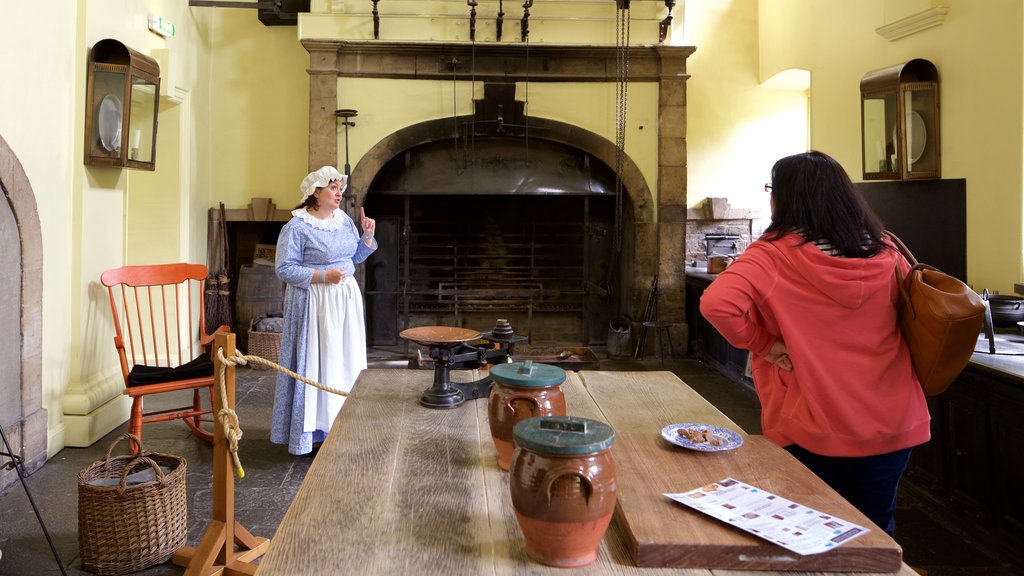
[488,360,567,470]
[509,416,617,568]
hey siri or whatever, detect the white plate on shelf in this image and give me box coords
[891,111,927,166]
[908,111,927,163]
[661,423,744,452]
[97,94,123,152]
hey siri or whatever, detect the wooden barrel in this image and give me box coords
[235,265,286,353]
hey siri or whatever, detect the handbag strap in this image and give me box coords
[886,230,918,267]
[886,231,916,306]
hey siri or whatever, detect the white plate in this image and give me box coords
[891,111,927,166]
[908,111,927,164]
[97,94,123,152]
[661,423,744,452]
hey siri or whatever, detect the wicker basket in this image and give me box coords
[247,317,282,369]
[78,434,187,576]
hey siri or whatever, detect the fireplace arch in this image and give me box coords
[0,133,46,491]
[350,115,654,221]
[353,116,650,345]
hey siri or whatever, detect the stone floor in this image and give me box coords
[0,350,1021,575]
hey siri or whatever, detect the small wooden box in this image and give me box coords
[253,244,276,265]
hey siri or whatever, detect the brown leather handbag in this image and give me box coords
[889,232,985,396]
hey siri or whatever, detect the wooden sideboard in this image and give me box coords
[685,271,752,386]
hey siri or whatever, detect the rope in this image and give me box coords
[213,348,352,479]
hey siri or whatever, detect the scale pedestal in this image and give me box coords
[400,320,526,409]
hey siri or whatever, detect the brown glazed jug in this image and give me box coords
[509,416,617,568]
[488,360,567,470]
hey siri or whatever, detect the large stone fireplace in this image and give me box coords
[0,134,46,492]
[302,41,694,348]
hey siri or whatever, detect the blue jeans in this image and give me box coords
[784,444,912,537]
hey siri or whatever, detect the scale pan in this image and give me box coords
[400,326,482,346]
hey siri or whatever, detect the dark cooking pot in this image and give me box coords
[985,294,1024,327]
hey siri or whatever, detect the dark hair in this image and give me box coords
[295,194,319,211]
[763,151,888,258]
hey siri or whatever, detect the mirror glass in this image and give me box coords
[905,88,936,173]
[862,94,896,174]
[130,77,158,164]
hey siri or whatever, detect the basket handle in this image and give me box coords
[103,433,145,464]
[117,456,166,494]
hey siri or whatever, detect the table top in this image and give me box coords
[255,368,916,576]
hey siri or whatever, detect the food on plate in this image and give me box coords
[678,427,723,446]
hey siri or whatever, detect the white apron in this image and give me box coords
[302,275,366,434]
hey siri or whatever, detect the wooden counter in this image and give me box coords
[256,369,915,575]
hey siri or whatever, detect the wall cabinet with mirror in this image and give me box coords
[861,58,939,181]
[84,39,160,171]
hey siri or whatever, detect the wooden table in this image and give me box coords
[256,369,916,575]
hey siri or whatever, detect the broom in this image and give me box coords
[205,203,235,333]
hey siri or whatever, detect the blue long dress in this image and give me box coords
[271,208,377,455]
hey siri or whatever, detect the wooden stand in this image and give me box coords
[172,333,270,575]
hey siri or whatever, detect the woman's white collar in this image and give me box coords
[292,208,345,231]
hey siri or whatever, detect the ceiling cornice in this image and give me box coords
[876,5,950,41]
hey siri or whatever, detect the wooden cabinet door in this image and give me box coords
[907,394,948,494]
[990,383,1024,538]
[943,376,990,520]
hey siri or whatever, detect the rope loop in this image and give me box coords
[212,347,352,478]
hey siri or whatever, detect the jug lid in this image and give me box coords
[513,416,615,455]
[490,360,565,388]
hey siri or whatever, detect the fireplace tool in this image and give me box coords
[400,319,527,409]
[0,424,66,574]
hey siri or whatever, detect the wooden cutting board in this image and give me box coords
[574,370,903,572]
[612,432,904,572]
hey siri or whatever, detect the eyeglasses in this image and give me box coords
[764,183,773,193]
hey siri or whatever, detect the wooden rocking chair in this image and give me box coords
[101,263,230,446]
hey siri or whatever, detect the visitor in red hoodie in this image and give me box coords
[700,151,930,537]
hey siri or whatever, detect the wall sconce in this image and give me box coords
[84,39,161,170]
[860,58,940,181]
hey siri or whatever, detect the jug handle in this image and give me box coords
[504,392,541,417]
[538,464,594,508]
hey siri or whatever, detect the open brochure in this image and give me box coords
[664,477,870,556]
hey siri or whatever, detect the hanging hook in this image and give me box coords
[372,0,381,39]
[521,0,533,43]
[496,0,505,41]
[659,0,676,43]
[467,0,478,42]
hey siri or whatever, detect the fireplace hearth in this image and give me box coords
[364,186,624,346]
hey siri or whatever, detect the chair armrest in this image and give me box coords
[201,325,233,351]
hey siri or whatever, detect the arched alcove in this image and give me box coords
[0,134,46,491]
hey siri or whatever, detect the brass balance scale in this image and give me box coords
[399,319,527,409]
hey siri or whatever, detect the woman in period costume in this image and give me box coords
[271,166,377,455]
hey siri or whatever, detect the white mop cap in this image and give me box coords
[300,166,347,199]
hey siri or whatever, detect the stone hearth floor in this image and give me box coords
[0,350,1021,575]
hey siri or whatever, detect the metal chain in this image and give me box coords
[614,5,631,252]
[524,12,530,162]
[470,28,476,165]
